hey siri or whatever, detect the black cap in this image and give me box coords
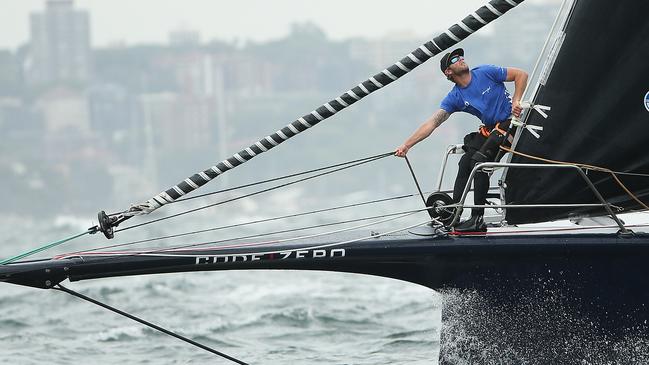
[440,48,464,73]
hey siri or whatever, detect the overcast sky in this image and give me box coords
[0,0,551,49]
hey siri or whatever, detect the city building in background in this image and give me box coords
[0,1,557,216]
[27,0,91,85]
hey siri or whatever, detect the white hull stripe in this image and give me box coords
[430,40,443,52]
[396,62,411,72]
[265,136,278,146]
[486,4,503,16]
[383,69,397,81]
[369,77,383,88]
[335,97,348,107]
[419,45,433,57]
[408,53,422,64]
[185,178,199,189]
[445,30,461,42]
[210,165,223,174]
[347,90,360,100]
[324,103,337,114]
[458,21,475,34]
[311,110,324,121]
[472,12,487,24]
[297,117,312,128]
[245,147,257,157]
[504,0,518,7]
[223,160,235,169]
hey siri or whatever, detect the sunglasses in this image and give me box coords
[449,55,463,65]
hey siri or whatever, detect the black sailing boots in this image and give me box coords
[453,214,487,233]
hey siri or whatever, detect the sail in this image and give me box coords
[504,0,649,224]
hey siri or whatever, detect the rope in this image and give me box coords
[5,153,394,264]
[136,216,437,260]
[55,284,248,365]
[116,152,393,233]
[501,146,649,210]
[60,191,428,256]
[403,156,428,207]
[169,153,397,204]
[57,208,427,262]
[0,230,91,265]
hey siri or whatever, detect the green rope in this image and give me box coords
[0,230,91,265]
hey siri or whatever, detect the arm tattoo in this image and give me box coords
[432,110,450,128]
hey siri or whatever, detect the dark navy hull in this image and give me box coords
[2,231,648,362]
[3,231,648,328]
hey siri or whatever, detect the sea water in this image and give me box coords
[2,212,649,364]
[0,215,440,365]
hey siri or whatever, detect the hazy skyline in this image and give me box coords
[1,0,551,49]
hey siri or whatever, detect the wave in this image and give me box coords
[439,288,649,364]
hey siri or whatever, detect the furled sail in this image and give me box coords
[117,0,526,219]
[504,0,649,224]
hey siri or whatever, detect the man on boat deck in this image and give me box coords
[395,48,528,232]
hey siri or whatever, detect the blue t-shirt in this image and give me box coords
[440,65,512,127]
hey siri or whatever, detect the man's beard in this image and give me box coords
[455,67,470,76]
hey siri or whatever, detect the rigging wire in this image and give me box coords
[501,146,649,210]
[2,152,399,264]
[403,156,428,206]
[116,152,394,233]
[54,284,248,365]
[60,215,437,274]
[168,153,397,204]
[59,191,429,256]
[57,208,428,262]
[154,216,438,259]
[0,230,92,265]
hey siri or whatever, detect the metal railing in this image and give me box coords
[434,144,502,223]
[445,161,629,233]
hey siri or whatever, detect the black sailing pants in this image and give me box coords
[452,120,512,217]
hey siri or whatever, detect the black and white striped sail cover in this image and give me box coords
[129,0,525,216]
